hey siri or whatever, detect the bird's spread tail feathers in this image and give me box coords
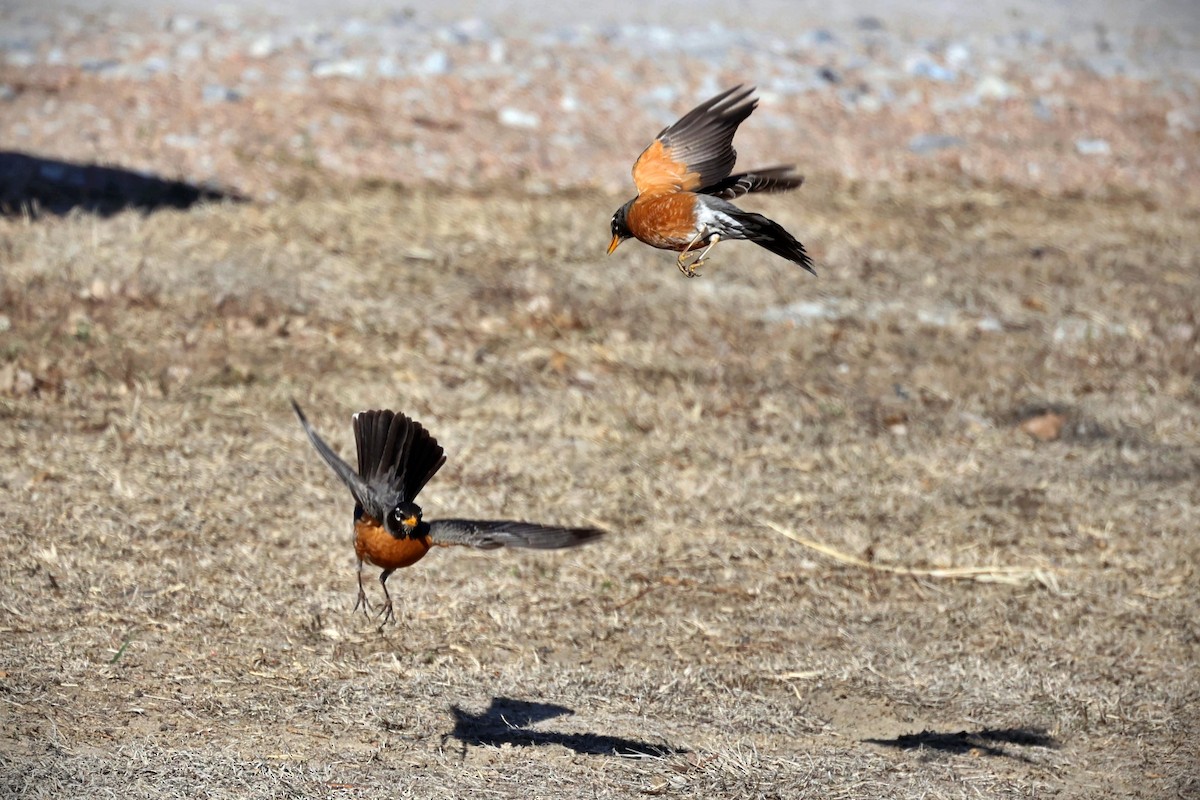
[352,409,446,504]
[726,209,816,274]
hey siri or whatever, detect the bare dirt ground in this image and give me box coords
[1,176,1197,798]
[2,2,1199,798]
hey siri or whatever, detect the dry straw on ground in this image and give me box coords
[1,176,1197,798]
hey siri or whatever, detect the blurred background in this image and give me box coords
[3,0,1197,205]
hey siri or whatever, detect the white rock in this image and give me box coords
[499,108,540,129]
[312,59,367,79]
[976,75,1017,100]
[415,50,450,76]
[1075,138,1111,156]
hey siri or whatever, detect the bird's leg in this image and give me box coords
[353,559,372,617]
[676,230,709,277]
[687,234,722,275]
[377,569,397,628]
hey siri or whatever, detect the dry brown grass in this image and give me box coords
[1,176,1197,798]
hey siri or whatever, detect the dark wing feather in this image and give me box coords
[352,409,446,506]
[292,400,386,520]
[657,85,757,190]
[701,166,805,199]
[428,520,606,550]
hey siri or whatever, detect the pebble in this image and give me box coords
[202,84,240,103]
[905,54,956,82]
[908,133,965,154]
[414,50,451,76]
[498,107,540,129]
[248,34,276,58]
[975,75,1017,100]
[761,300,843,324]
[312,59,367,79]
[1075,138,1112,155]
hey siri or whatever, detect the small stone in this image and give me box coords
[6,51,36,68]
[945,42,971,68]
[1075,138,1111,156]
[80,58,120,74]
[248,35,276,59]
[816,66,840,84]
[498,108,540,129]
[414,50,450,76]
[175,41,203,61]
[167,15,199,34]
[140,56,169,76]
[1020,412,1065,442]
[13,369,35,396]
[312,59,367,79]
[202,84,240,103]
[905,55,955,82]
[976,317,1004,333]
[908,133,965,154]
[1166,109,1195,132]
[163,133,201,149]
[975,75,1017,101]
[761,300,842,325]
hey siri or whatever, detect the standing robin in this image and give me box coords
[292,401,605,626]
[607,85,816,278]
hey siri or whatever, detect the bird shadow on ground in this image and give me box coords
[0,150,245,217]
[865,728,1059,761]
[442,696,687,758]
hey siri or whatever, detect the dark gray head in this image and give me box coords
[608,198,635,254]
[386,500,424,537]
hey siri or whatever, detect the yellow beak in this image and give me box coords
[607,234,623,255]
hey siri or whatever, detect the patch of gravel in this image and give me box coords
[0,2,1197,201]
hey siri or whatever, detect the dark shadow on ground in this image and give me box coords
[0,150,245,217]
[444,696,686,757]
[865,728,1059,760]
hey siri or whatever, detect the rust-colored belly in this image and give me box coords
[354,516,432,570]
[627,193,701,251]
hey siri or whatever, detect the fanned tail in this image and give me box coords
[352,409,446,503]
[728,209,816,275]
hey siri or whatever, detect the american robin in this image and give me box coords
[607,85,816,278]
[292,400,605,626]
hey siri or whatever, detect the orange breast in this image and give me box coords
[354,517,432,570]
[627,193,701,251]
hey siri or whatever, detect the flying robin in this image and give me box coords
[607,85,816,278]
[292,401,605,626]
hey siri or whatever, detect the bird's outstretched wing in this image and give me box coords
[631,85,757,197]
[293,400,385,520]
[701,165,804,200]
[428,519,606,550]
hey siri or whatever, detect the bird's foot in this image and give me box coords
[677,255,704,278]
[353,587,372,617]
[377,599,396,629]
